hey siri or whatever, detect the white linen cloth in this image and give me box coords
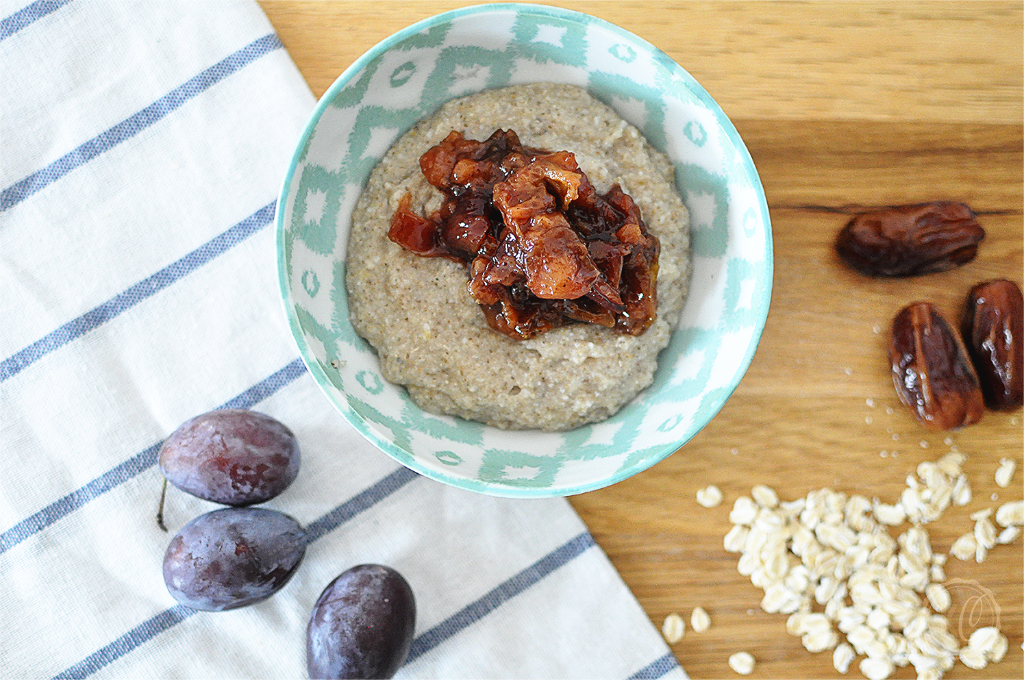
[0,1,687,678]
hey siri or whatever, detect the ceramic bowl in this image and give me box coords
[277,3,772,497]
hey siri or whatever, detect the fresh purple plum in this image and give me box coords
[158,409,299,505]
[163,507,306,611]
[307,564,416,679]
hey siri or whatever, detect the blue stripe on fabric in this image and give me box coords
[628,652,682,680]
[52,605,196,680]
[0,32,282,211]
[0,0,72,40]
[0,358,306,555]
[53,510,595,680]
[0,201,275,382]
[406,531,597,663]
[51,467,421,680]
[304,466,421,543]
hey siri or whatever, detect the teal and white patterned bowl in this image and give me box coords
[277,3,772,498]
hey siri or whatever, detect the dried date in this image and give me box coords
[890,302,984,430]
[836,202,984,277]
[962,279,1023,411]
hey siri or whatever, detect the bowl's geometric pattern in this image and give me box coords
[278,4,772,497]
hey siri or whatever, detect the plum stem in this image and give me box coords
[156,477,168,532]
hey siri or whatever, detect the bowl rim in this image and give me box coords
[276,2,774,498]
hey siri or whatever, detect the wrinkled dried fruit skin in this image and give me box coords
[158,409,300,506]
[890,302,984,430]
[163,508,307,611]
[962,279,1023,411]
[836,202,984,277]
[307,564,416,680]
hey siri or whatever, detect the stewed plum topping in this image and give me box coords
[388,129,660,340]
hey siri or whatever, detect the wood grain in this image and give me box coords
[259,0,1023,123]
[582,118,1023,678]
[258,2,1023,677]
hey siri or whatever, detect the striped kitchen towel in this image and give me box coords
[0,1,686,678]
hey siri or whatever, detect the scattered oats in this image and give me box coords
[691,606,711,633]
[959,645,988,670]
[796,612,831,637]
[995,457,1016,488]
[847,624,876,653]
[951,474,971,506]
[845,494,870,519]
[866,416,873,425]
[728,651,755,675]
[824,595,844,622]
[803,628,839,653]
[787,611,809,636]
[833,641,855,674]
[781,497,806,516]
[844,367,853,376]
[866,608,891,631]
[723,524,750,553]
[859,656,894,680]
[864,638,889,660]
[886,407,894,415]
[755,508,786,534]
[729,496,759,525]
[661,612,685,643]
[764,550,790,581]
[938,450,965,476]
[970,507,993,521]
[751,484,779,508]
[697,485,724,508]
[919,440,929,449]
[910,656,939,677]
[904,614,928,640]
[731,447,739,456]
[989,632,1009,663]
[899,569,928,592]
[943,437,953,446]
[761,582,794,613]
[879,450,887,458]
[837,607,866,634]
[968,626,1001,656]
[925,583,951,613]
[721,450,1021,680]
[814,575,841,605]
[997,525,1020,544]
[949,532,977,561]
[975,516,997,550]
[737,551,759,576]
[931,628,960,654]
[872,323,882,334]
[991,492,999,501]
[900,487,922,523]
[866,397,876,408]
[872,502,905,526]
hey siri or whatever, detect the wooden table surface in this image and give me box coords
[258,2,1023,677]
